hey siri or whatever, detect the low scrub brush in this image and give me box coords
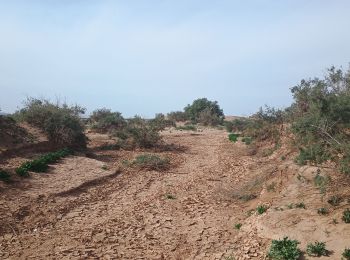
[131,154,170,171]
[306,241,328,257]
[267,237,301,260]
[228,133,239,142]
[16,148,72,177]
[343,248,350,260]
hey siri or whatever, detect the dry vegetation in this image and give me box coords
[1,65,350,259]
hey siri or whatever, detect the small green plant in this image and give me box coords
[342,248,350,260]
[257,205,268,215]
[306,241,328,257]
[281,156,286,161]
[342,209,350,223]
[166,194,176,200]
[234,223,242,230]
[16,167,30,177]
[313,171,330,194]
[101,165,108,170]
[267,237,301,260]
[267,182,276,192]
[295,202,306,209]
[241,136,252,145]
[228,133,239,142]
[287,203,294,209]
[327,195,342,206]
[317,208,329,215]
[131,154,170,171]
[0,170,11,182]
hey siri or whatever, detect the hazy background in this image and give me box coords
[1,0,350,117]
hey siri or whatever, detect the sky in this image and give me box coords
[1,0,350,117]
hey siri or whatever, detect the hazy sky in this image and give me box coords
[1,1,350,117]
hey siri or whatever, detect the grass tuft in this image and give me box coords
[131,154,170,171]
[256,205,268,215]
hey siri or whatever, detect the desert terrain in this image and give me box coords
[1,126,350,259]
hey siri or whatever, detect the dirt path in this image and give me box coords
[2,129,257,259]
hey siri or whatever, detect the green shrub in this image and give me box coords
[149,113,175,130]
[228,133,239,142]
[197,107,223,126]
[234,223,242,230]
[290,66,350,171]
[230,118,251,132]
[257,205,268,215]
[27,159,49,172]
[166,194,176,200]
[342,209,350,223]
[295,202,306,209]
[112,116,163,149]
[224,121,234,132]
[267,237,301,260]
[14,98,86,148]
[317,208,329,215]
[130,154,170,171]
[255,105,284,124]
[267,182,276,192]
[16,167,30,177]
[184,98,224,125]
[287,203,294,209]
[313,171,330,194]
[242,116,280,144]
[0,170,11,182]
[306,241,328,257]
[295,144,331,166]
[167,111,187,122]
[241,137,252,145]
[16,148,72,177]
[340,156,350,175]
[327,195,342,206]
[90,108,126,133]
[342,248,350,260]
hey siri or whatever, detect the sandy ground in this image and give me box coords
[1,129,350,259]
